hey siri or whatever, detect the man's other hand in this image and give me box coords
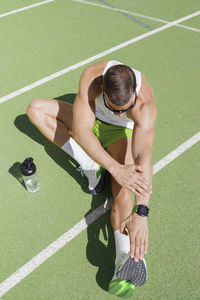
[111,164,152,197]
[120,213,148,262]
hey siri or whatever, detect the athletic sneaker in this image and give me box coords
[116,253,147,287]
[109,252,135,298]
[108,252,147,298]
[77,164,105,195]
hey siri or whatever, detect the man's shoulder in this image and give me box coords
[135,100,157,130]
[139,74,155,108]
[129,75,156,129]
[83,60,110,76]
[140,73,153,93]
[78,61,111,101]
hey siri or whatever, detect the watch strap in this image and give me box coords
[132,205,139,214]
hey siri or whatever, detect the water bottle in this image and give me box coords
[20,157,39,193]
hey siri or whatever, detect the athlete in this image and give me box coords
[27,60,156,297]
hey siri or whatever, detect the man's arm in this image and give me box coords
[132,127,155,205]
[72,61,120,172]
[121,96,157,261]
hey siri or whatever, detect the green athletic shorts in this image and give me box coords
[92,118,133,149]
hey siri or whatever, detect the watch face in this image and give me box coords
[138,205,149,216]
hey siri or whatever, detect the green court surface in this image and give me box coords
[0,0,200,299]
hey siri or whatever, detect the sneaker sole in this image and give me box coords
[116,254,147,287]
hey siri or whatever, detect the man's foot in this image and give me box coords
[108,252,147,298]
[116,253,147,287]
[77,164,105,195]
[108,252,135,298]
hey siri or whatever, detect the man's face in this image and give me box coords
[103,91,137,117]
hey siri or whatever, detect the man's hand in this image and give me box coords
[120,213,148,262]
[111,164,152,197]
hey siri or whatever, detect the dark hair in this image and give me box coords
[103,64,136,106]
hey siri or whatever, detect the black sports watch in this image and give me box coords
[132,205,149,217]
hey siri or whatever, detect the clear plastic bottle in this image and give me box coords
[20,157,39,193]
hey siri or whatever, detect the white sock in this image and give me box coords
[61,137,97,170]
[114,229,130,270]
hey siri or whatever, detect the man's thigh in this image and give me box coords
[106,137,134,165]
[29,98,73,132]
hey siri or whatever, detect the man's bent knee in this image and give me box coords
[27,98,40,114]
[26,99,46,123]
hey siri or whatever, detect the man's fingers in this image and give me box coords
[144,236,148,254]
[130,235,135,259]
[130,234,140,262]
[128,183,151,197]
[122,165,152,194]
[136,176,152,192]
[139,240,145,259]
[135,239,147,261]
[134,236,141,262]
[131,187,142,198]
[134,184,150,197]
[127,185,141,196]
[130,234,148,261]
[129,171,152,193]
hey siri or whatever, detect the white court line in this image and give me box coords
[0,9,199,104]
[73,0,200,33]
[0,0,55,19]
[0,131,200,297]
[153,132,200,174]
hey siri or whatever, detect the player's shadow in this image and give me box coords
[14,93,90,194]
[8,162,26,190]
[85,178,116,291]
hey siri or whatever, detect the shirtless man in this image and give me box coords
[27,60,157,297]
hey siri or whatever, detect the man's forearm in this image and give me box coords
[73,129,119,173]
[133,156,153,206]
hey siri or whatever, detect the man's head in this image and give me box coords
[103,64,136,106]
